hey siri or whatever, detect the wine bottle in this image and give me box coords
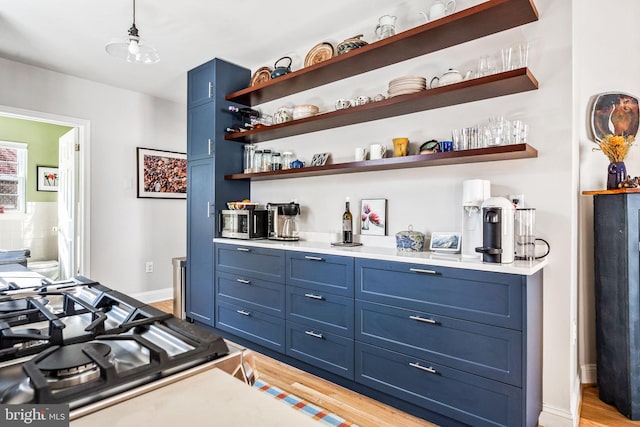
[228,105,261,119]
[342,197,353,244]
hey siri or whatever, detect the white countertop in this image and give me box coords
[214,237,547,276]
[70,367,320,427]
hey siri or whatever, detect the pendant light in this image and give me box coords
[105,0,159,64]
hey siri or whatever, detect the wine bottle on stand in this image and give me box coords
[342,197,353,244]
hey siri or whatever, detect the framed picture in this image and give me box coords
[590,92,639,142]
[361,198,387,236]
[37,166,59,192]
[429,232,461,253]
[310,152,330,166]
[136,148,187,199]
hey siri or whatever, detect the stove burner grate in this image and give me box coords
[36,342,111,390]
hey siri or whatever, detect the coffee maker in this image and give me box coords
[475,197,515,263]
[461,179,490,258]
[267,202,301,241]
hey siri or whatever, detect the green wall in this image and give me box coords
[0,116,72,202]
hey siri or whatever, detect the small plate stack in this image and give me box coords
[387,76,427,97]
[292,104,320,120]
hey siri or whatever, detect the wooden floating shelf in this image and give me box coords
[225,0,539,106]
[224,143,538,181]
[225,68,538,144]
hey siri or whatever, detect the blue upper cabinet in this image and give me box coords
[186,59,250,325]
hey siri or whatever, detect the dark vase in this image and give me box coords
[607,162,627,190]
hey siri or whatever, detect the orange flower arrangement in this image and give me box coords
[595,134,635,163]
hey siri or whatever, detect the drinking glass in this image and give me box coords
[501,47,513,72]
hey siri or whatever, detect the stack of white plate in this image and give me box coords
[292,104,320,120]
[387,76,427,97]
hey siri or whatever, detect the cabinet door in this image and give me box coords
[215,243,285,282]
[187,61,214,107]
[356,300,522,386]
[355,342,522,427]
[186,158,214,325]
[187,102,214,161]
[356,258,523,329]
[286,285,354,338]
[286,251,354,297]
[286,320,354,379]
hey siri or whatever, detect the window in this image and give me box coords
[0,141,27,212]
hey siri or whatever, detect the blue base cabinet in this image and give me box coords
[207,244,542,427]
[355,258,542,427]
[186,59,250,325]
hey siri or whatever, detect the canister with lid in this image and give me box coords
[395,225,425,251]
[261,149,272,172]
[271,152,282,170]
[282,152,294,170]
[252,150,263,173]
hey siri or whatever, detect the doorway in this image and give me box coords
[0,104,90,278]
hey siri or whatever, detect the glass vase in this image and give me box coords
[607,161,627,190]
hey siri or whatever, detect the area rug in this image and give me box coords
[253,378,359,427]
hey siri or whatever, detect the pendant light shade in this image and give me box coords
[105,0,159,64]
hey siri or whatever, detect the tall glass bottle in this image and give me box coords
[342,197,353,244]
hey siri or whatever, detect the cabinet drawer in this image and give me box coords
[286,251,354,297]
[356,301,522,386]
[216,271,284,317]
[286,286,353,338]
[355,342,521,427]
[355,258,523,329]
[215,243,285,282]
[216,300,284,353]
[286,321,354,380]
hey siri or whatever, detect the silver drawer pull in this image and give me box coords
[305,330,324,339]
[236,247,250,252]
[304,293,324,300]
[236,279,251,285]
[236,310,251,316]
[304,256,324,261]
[409,362,438,374]
[409,315,437,324]
[409,268,437,275]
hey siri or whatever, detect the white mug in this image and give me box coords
[355,147,368,161]
[370,144,387,160]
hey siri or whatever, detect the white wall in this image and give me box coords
[0,57,187,298]
[249,0,578,424]
[576,0,640,387]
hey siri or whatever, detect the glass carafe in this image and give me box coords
[282,215,298,239]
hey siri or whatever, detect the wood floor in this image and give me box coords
[149,300,638,426]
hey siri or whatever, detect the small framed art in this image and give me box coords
[136,147,187,199]
[37,166,59,192]
[361,199,387,236]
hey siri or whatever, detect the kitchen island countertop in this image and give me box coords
[70,367,320,427]
[213,237,546,276]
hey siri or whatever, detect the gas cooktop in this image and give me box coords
[0,267,229,411]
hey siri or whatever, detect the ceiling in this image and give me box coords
[0,0,398,105]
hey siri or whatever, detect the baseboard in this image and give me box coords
[538,374,581,427]
[130,287,172,304]
[581,363,597,384]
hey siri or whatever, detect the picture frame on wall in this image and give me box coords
[36,166,59,192]
[361,198,387,236]
[136,147,187,199]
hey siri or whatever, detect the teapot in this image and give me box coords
[429,68,463,88]
[271,56,292,79]
[420,0,456,22]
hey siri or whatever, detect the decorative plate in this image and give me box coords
[590,92,639,142]
[304,42,334,68]
[250,66,272,87]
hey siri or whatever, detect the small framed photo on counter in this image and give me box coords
[361,198,387,236]
[429,232,461,253]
